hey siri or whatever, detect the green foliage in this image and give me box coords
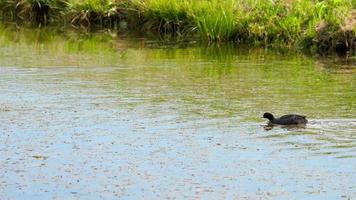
[133,0,192,35]
[0,0,355,53]
[189,0,237,41]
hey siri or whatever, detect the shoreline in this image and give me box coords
[1,0,355,54]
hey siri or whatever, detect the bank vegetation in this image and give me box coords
[1,0,356,53]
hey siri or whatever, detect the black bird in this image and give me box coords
[263,112,308,125]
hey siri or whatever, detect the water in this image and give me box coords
[0,27,355,199]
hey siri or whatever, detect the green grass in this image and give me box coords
[189,0,237,41]
[0,0,355,53]
[135,0,190,31]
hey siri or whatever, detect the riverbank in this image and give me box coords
[1,0,356,54]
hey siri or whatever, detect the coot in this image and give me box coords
[263,112,308,125]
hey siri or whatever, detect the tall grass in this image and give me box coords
[133,0,192,36]
[189,0,237,41]
[0,0,355,53]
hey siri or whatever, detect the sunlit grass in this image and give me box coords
[188,0,237,41]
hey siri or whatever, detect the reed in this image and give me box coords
[189,0,237,41]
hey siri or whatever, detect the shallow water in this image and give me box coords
[0,27,355,199]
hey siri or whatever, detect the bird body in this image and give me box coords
[263,112,307,125]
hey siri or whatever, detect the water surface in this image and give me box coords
[0,26,355,199]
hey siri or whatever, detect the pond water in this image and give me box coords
[0,26,355,199]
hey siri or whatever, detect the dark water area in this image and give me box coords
[0,26,355,199]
